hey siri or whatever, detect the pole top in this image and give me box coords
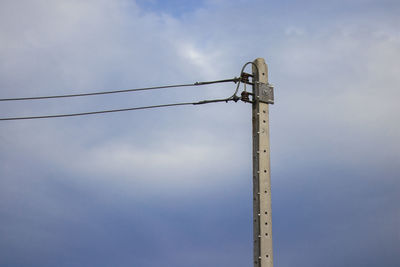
[252,58,274,104]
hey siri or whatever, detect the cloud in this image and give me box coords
[1,0,400,266]
[271,23,400,169]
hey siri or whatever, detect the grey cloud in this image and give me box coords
[1,0,400,266]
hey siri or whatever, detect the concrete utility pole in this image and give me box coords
[252,58,274,267]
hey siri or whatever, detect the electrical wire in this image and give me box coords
[0,62,257,121]
[0,98,236,121]
[0,78,239,102]
[232,61,258,97]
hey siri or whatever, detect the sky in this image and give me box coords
[0,0,399,266]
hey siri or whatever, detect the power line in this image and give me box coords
[0,98,235,121]
[0,62,258,121]
[0,78,239,102]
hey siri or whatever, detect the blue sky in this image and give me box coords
[0,0,399,266]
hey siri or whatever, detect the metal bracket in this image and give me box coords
[254,82,274,104]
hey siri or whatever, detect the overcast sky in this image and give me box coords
[0,0,399,266]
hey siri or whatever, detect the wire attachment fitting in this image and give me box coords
[240,72,254,85]
[241,91,251,103]
[232,95,240,102]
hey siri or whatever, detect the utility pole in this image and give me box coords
[251,58,274,267]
